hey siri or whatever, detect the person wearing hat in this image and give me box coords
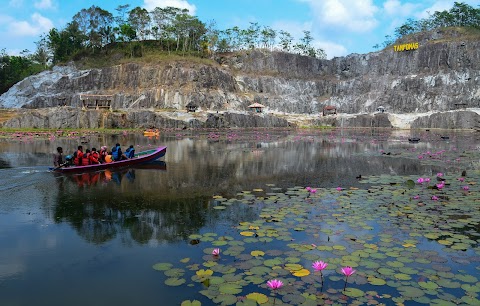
[99,146,108,163]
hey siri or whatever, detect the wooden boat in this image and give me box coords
[143,129,160,136]
[50,146,167,173]
[408,137,420,143]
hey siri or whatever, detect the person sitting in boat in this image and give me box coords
[99,146,108,163]
[73,146,84,166]
[82,149,91,166]
[53,147,64,167]
[111,143,127,161]
[64,155,74,167]
[125,145,135,159]
[89,148,101,164]
[104,152,113,163]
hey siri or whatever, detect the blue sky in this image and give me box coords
[1,0,479,58]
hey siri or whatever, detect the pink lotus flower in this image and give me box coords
[413,195,420,200]
[424,178,430,183]
[436,183,445,189]
[312,261,328,271]
[417,178,424,184]
[432,195,439,201]
[463,186,470,191]
[458,177,465,182]
[310,188,317,194]
[437,172,443,177]
[306,187,312,192]
[212,248,220,256]
[336,187,342,191]
[341,266,356,277]
[267,279,283,290]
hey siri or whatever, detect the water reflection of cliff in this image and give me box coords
[7,129,476,246]
[52,164,260,245]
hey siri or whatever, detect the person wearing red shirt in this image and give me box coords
[73,146,84,166]
[89,148,101,164]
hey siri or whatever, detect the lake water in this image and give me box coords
[0,128,479,306]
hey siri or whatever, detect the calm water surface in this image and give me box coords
[0,128,478,305]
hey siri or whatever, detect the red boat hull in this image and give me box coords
[50,146,167,173]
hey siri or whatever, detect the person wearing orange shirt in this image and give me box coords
[89,148,101,164]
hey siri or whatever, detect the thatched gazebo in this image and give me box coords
[248,102,265,113]
[186,102,199,112]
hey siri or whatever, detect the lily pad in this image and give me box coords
[398,286,425,298]
[419,281,439,290]
[181,300,201,306]
[343,288,364,298]
[246,292,268,304]
[165,277,186,286]
[219,283,243,295]
[153,262,173,271]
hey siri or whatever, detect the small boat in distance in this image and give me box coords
[408,137,420,143]
[144,129,160,136]
[50,146,167,173]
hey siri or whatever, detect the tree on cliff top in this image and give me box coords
[376,2,480,49]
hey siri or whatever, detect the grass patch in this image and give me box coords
[0,109,19,124]
[69,42,217,70]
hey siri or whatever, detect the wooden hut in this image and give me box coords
[186,102,198,112]
[323,105,337,116]
[79,94,113,110]
[248,102,265,113]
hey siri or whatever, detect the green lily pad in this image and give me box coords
[398,286,425,298]
[368,277,386,286]
[181,300,201,306]
[343,288,364,298]
[395,273,412,281]
[246,292,268,304]
[213,294,237,305]
[164,268,185,277]
[419,281,439,290]
[219,283,243,295]
[153,262,173,271]
[165,277,186,286]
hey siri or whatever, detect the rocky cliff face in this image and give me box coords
[1,108,291,129]
[1,28,479,129]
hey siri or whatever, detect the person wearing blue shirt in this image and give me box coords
[125,145,135,159]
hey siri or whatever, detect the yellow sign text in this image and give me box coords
[393,42,419,52]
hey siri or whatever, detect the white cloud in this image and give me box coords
[8,0,23,8]
[314,41,348,59]
[301,0,379,32]
[416,1,454,19]
[8,13,53,36]
[143,0,196,14]
[34,0,55,10]
[272,20,347,59]
[417,0,480,18]
[271,20,312,40]
[383,0,419,16]
[0,14,14,25]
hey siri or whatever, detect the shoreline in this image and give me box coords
[1,107,479,130]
